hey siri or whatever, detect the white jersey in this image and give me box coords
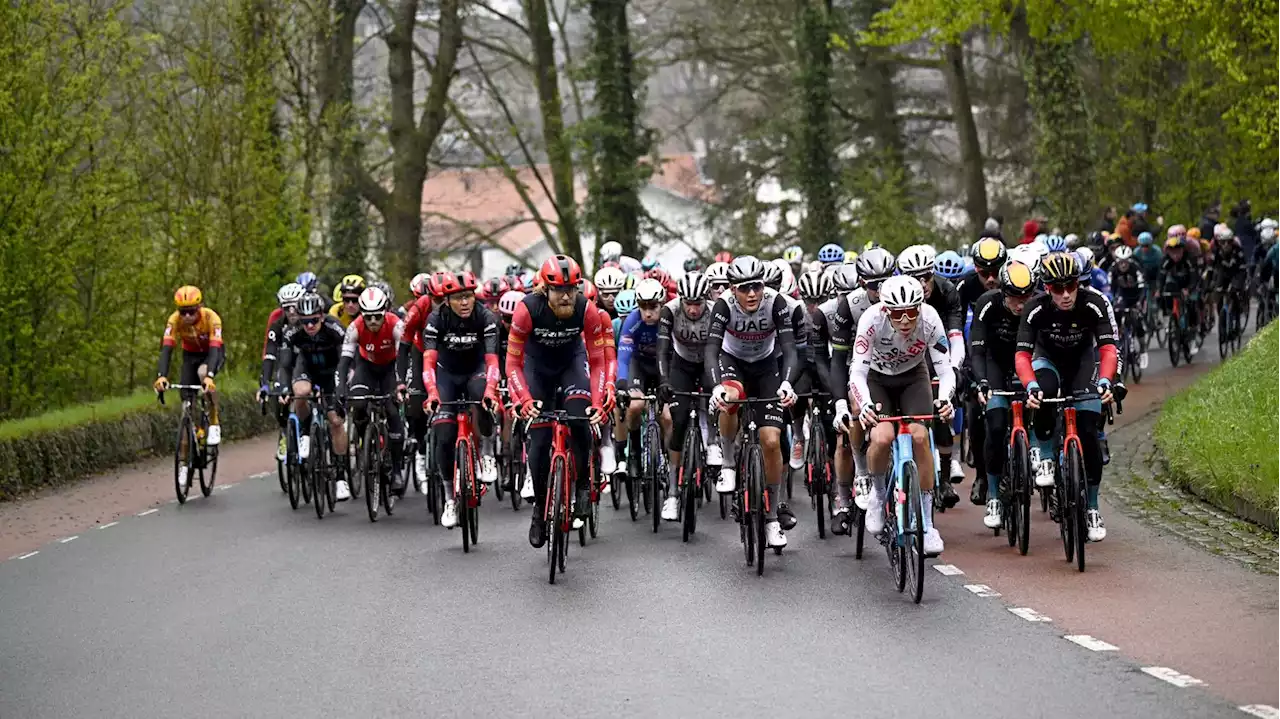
[818,296,841,328]
[850,302,954,405]
[663,297,712,363]
[719,287,788,362]
[844,288,874,327]
[619,255,642,274]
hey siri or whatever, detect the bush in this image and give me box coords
[0,376,275,501]
[1154,322,1279,525]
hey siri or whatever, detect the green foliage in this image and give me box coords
[1154,322,1279,517]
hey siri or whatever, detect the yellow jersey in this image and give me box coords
[162,308,223,354]
[329,302,357,329]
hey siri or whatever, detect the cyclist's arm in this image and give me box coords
[583,305,609,409]
[1013,301,1039,389]
[203,311,225,377]
[828,294,854,398]
[336,322,359,397]
[421,311,442,399]
[926,317,956,401]
[481,309,501,392]
[656,305,674,380]
[810,309,835,397]
[969,296,992,385]
[261,320,282,389]
[616,310,639,390]
[157,314,178,379]
[773,294,799,385]
[274,336,295,389]
[1089,295,1119,384]
[704,298,731,385]
[848,310,875,409]
[599,308,617,387]
[504,303,533,407]
[941,282,965,369]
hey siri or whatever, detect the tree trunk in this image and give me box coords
[525,0,582,263]
[941,40,988,233]
[794,0,839,250]
[319,0,367,275]
[1022,33,1096,231]
[849,0,910,214]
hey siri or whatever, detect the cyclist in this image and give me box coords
[261,283,305,460]
[593,282,620,480]
[1109,245,1148,365]
[657,271,716,520]
[844,275,954,555]
[767,261,812,526]
[506,256,610,549]
[1210,224,1248,335]
[706,256,800,547]
[896,245,966,503]
[1015,253,1117,542]
[402,273,431,317]
[398,274,442,491]
[971,261,1036,524]
[476,277,509,316]
[296,271,319,293]
[684,257,704,273]
[704,261,731,301]
[594,266,627,320]
[329,274,367,328]
[784,245,804,277]
[615,278,668,482]
[155,286,224,490]
[1156,231,1202,354]
[497,289,529,496]
[415,272,501,529]
[337,286,407,495]
[275,292,352,499]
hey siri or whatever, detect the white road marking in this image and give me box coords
[1141,667,1204,687]
[1008,607,1052,622]
[933,564,964,576]
[963,584,1001,597]
[1239,705,1280,719]
[1064,635,1118,651]
[216,484,235,491]
[249,472,273,480]
[59,536,79,544]
[98,522,119,530]
[137,509,159,516]
[18,551,38,559]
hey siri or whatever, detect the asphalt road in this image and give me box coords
[0,319,1270,719]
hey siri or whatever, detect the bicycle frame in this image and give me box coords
[438,400,487,509]
[884,415,935,539]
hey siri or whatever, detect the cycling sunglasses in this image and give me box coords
[1047,280,1079,295]
[888,307,919,322]
[342,295,360,304]
[733,281,765,293]
[178,307,200,316]
[300,315,323,326]
[362,312,385,322]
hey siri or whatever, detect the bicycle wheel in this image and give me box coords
[1167,315,1181,367]
[1130,332,1144,384]
[745,443,766,576]
[681,429,701,543]
[345,415,361,499]
[1003,470,1017,547]
[890,480,906,593]
[174,413,194,504]
[1057,461,1074,563]
[379,428,396,517]
[300,427,313,506]
[458,439,474,553]
[286,422,301,510]
[277,430,288,493]
[625,439,640,522]
[853,506,866,559]
[1219,304,1232,359]
[810,424,828,540]
[647,421,662,533]
[1065,441,1088,572]
[588,461,600,540]
[509,428,524,511]
[1013,431,1032,556]
[904,463,925,604]
[362,422,380,522]
[311,423,327,519]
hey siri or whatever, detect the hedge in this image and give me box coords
[0,386,276,501]
[1153,321,1279,530]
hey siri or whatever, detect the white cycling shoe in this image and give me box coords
[414,452,428,493]
[949,457,964,481]
[863,489,884,533]
[177,466,190,490]
[789,441,805,470]
[1087,510,1107,542]
[923,528,945,556]
[983,499,1002,529]
[276,435,287,462]
[715,468,736,494]
[1034,459,1056,488]
[705,443,724,466]
[335,480,351,502]
[853,475,871,511]
[765,520,787,548]
[599,444,618,476]
[206,424,221,446]
[520,477,535,501]
[480,456,497,484]
[661,496,680,521]
[442,500,459,529]
[298,436,311,460]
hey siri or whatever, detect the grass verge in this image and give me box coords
[1154,321,1279,523]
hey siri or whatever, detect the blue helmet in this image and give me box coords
[1131,202,1149,213]
[935,251,965,279]
[614,288,639,316]
[1042,234,1068,253]
[1138,232,1154,246]
[640,257,659,271]
[817,243,844,264]
[295,271,318,291]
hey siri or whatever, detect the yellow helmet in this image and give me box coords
[339,274,366,293]
[174,285,203,308]
[1039,252,1079,285]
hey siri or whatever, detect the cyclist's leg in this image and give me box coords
[464,368,497,483]
[433,370,467,502]
[697,363,719,465]
[1066,355,1105,509]
[666,357,699,496]
[406,349,430,482]
[714,353,744,491]
[378,365,405,484]
[980,374,1012,516]
[192,357,220,429]
[1029,354,1062,482]
[746,357,785,520]
[560,354,594,513]
[788,369,812,470]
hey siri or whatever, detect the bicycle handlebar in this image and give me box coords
[156,384,206,406]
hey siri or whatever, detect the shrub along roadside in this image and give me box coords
[1153,322,1279,529]
[0,377,275,501]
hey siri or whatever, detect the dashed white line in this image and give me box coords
[1008,607,1052,622]
[1239,705,1280,719]
[216,484,234,491]
[933,564,964,576]
[1141,666,1204,688]
[18,551,39,559]
[1064,635,1118,652]
[249,471,273,480]
[98,522,119,530]
[137,508,159,516]
[963,584,1001,597]
[59,536,79,544]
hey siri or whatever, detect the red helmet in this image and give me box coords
[644,267,671,285]
[508,275,524,292]
[602,260,622,270]
[477,276,508,302]
[714,251,733,264]
[582,279,598,302]
[538,255,582,287]
[427,271,450,299]
[439,270,478,296]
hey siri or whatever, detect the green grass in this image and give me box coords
[0,373,259,442]
[1154,321,1279,516]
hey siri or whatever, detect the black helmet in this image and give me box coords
[297,292,327,316]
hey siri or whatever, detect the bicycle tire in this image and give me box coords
[647,421,663,533]
[746,443,766,575]
[277,428,288,493]
[174,414,194,504]
[363,421,380,522]
[904,463,925,604]
[344,415,361,499]
[853,506,865,559]
[459,439,474,553]
[311,423,327,519]
[1065,441,1087,572]
[1057,459,1074,563]
[626,446,640,522]
[323,435,336,513]
[1219,304,1232,360]
[286,421,301,510]
[380,429,396,517]
[1130,332,1144,384]
[810,419,828,539]
[509,428,523,511]
[1013,431,1032,556]
[549,456,565,583]
[300,430,313,506]
[890,483,906,593]
[681,428,700,543]
[1004,476,1017,547]
[1167,315,1181,367]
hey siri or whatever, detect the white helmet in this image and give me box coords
[599,241,623,262]
[797,270,831,300]
[1263,227,1277,242]
[677,271,709,301]
[1112,245,1133,262]
[277,282,305,308]
[728,256,765,285]
[856,248,895,280]
[880,275,925,310]
[897,244,936,276]
[498,290,524,316]
[1213,223,1234,241]
[704,261,730,285]
[779,270,797,296]
[1030,241,1051,259]
[358,286,390,313]
[635,278,665,303]
[594,266,626,292]
[761,259,784,289]
[1259,217,1278,232]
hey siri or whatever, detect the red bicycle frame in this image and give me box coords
[537,414,577,534]
[1009,399,1027,455]
[452,406,487,509]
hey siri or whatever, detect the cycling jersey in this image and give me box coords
[1109,263,1146,308]
[1212,245,1248,292]
[827,288,876,401]
[969,290,1021,384]
[817,295,842,329]
[159,307,224,379]
[399,295,436,352]
[955,275,989,317]
[1014,291,1117,388]
[657,299,712,377]
[1133,246,1162,280]
[1084,267,1111,299]
[276,315,346,388]
[706,288,798,381]
[805,303,836,396]
[260,312,292,388]
[1157,256,1200,295]
[924,275,966,369]
[337,314,405,397]
[616,309,660,386]
[849,303,954,409]
[597,304,617,389]
[328,302,358,329]
[505,292,609,410]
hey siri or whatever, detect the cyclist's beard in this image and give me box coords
[550,295,575,319]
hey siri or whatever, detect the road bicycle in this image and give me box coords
[436,399,491,552]
[723,397,785,577]
[158,384,218,504]
[798,392,834,539]
[1218,288,1246,359]
[1115,303,1145,384]
[351,393,397,523]
[987,389,1033,556]
[305,392,344,520]
[620,392,664,528]
[1162,289,1195,367]
[535,407,593,585]
[670,390,712,543]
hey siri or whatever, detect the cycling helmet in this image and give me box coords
[935,251,965,279]
[1064,233,1079,248]
[683,257,703,272]
[594,266,626,292]
[728,256,765,285]
[599,241,623,262]
[797,270,831,301]
[704,262,730,285]
[1007,245,1040,274]
[427,271,450,299]
[635,278,665,303]
[370,281,395,307]
[507,275,525,292]
[1131,202,1148,213]
[582,279,598,302]
[1074,248,1095,278]
[1164,234,1184,249]
[1030,241,1051,260]
[817,243,844,264]
[971,238,1007,271]
[713,251,733,264]
[614,289,639,315]
[897,244,935,277]
[761,261,784,289]
[622,273,639,290]
[295,271,319,291]
[1033,233,1048,246]
[1167,224,1187,238]
[644,267,672,285]
[539,255,583,287]
[999,261,1036,297]
[783,246,804,263]
[879,275,925,310]
[1039,252,1079,285]
[1213,223,1234,241]
[863,240,881,251]
[498,290,524,316]
[1112,245,1133,262]
[831,263,858,292]
[1043,235,1068,253]
[779,270,797,296]
[277,282,304,308]
[410,272,431,298]
[338,274,366,294]
[439,271,478,296]
[843,249,859,264]
[856,247,896,280]
[1137,232,1154,246]
[358,286,390,313]
[641,257,659,271]
[1186,227,1201,240]
[297,292,326,316]
[478,277,509,301]
[677,271,708,301]
[174,285,203,308]
[1263,227,1277,243]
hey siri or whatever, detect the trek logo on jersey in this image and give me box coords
[533,327,580,346]
[441,332,479,349]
